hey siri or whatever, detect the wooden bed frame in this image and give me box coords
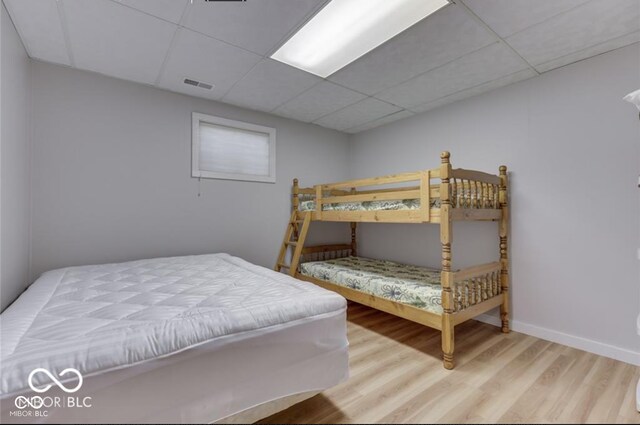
[275,151,510,369]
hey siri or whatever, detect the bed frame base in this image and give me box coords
[297,273,506,369]
[213,391,319,424]
[297,274,443,330]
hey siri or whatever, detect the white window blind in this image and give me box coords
[192,113,276,183]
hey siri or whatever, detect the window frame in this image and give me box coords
[191,112,276,183]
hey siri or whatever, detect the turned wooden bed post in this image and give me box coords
[499,166,510,333]
[293,178,300,238]
[440,151,455,370]
[315,184,323,221]
[292,178,299,211]
[350,222,357,256]
[350,187,357,256]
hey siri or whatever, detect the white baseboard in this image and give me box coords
[474,314,640,366]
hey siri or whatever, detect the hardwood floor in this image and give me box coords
[261,303,640,424]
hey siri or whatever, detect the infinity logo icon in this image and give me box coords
[14,395,44,409]
[27,368,83,394]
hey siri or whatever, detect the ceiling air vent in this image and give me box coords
[184,78,214,90]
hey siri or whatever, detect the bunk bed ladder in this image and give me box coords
[275,212,311,276]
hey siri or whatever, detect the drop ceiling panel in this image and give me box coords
[328,4,497,95]
[158,28,262,100]
[345,110,414,134]
[376,42,529,109]
[181,0,326,56]
[462,0,590,38]
[222,59,321,112]
[313,98,402,131]
[273,82,367,123]
[7,0,638,135]
[3,0,70,65]
[63,0,176,85]
[411,68,537,113]
[534,31,640,73]
[506,0,640,70]
[115,0,188,24]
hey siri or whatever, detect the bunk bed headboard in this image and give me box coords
[299,244,354,264]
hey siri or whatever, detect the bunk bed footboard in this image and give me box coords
[450,262,505,325]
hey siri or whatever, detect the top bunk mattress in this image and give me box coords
[300,256,444,314]
[299,198,440,212]
[1,253,346,396]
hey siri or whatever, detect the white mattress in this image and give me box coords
[0,253,348,423]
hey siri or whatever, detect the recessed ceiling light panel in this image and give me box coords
[271,0,449,78]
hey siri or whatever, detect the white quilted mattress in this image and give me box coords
[1,253,347,396]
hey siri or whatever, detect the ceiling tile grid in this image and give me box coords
[345,110,415,134]
[410,68,537,114]
[157,28,262,101]
[63,0,177,85]
[504,0,640,71]
[115,0,189,24]
[327,4,499,96]
[534,30,640,73]
[313,97,402,131]
[375,41,530,109]
[462,0,592,38]
[3,0,71,66]
[180,0,327,56]
[273,81,367,123]
[4,0,639,133]
[221,58,321,112]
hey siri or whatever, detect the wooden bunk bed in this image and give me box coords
[275,151,509,370]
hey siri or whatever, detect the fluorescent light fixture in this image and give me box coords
[271,0,449,78]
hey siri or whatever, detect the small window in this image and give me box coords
[192,113,276,183]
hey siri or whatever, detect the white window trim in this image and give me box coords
[192,112,276,183]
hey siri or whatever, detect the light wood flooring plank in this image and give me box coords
[260,304,639,424]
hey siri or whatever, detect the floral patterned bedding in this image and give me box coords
[299,198,440,212]
[299,256,443,314]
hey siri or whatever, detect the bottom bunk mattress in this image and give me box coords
[0,253,348,424]
[300,256,445,314]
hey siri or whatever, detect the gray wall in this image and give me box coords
[349,44,640,360]
[30,61,351,278]
[1,3,31,311]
